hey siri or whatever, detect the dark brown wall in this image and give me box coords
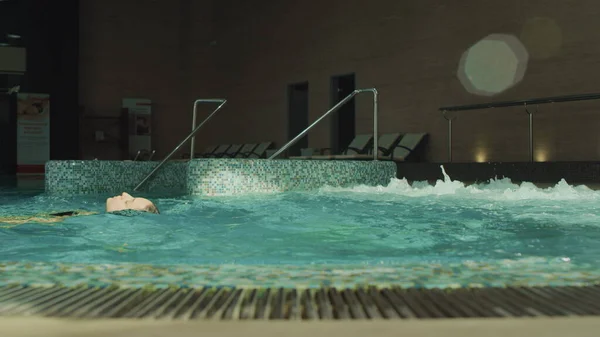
[1,0,80,165]
[79,0,214,159]
[79,0,600,162]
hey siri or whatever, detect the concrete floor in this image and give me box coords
[1,317,599,337]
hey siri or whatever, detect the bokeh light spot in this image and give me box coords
[520,17,562,59]
[458,34,529,96]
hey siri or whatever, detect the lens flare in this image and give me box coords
[458,34,529,96]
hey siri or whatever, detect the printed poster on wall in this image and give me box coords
[16,93,50,175]
[122,98,152,158]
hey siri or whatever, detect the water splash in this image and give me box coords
[320,164,600,201]
[440,164,451,182]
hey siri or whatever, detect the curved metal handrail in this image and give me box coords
[268,88,379,160]
[133,98,227,191]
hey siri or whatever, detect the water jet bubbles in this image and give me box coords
[457,34,529,96]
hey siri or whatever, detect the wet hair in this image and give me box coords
[148,204,160,214]
[49,211,77,217]
[109,209,156,217]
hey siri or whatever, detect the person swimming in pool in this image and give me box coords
[0,192,159,226]
[105,192,159,214]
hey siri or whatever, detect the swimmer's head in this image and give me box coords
[105,192,159,214]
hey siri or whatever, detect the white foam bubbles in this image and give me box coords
[319,165,600,202]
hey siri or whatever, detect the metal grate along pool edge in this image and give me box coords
[0,285,599,320]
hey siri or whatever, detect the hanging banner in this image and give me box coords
[122,98,152,158]
[16,93,50,175]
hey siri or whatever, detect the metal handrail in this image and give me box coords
[439,93,600,112]
[439,92,600,162]
[133,98,227,191]
[268,88,379,160]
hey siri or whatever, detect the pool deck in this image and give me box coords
[2,317,599,337]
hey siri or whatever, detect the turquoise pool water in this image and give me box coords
[1,168,600,288]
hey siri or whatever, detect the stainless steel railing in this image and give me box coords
[190,99,227,159]
[268,88,379,160]
[439,92,600,162]
[133,98,227,191]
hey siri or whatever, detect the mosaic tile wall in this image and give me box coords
[45,160,188,195]
[2,258,598,289]
[45,159,397,196]
[187,159,397,196]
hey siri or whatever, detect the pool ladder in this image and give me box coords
[133,88,378,191]
[133,99,227,191]
[269,88,379,160]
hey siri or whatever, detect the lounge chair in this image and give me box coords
[221,144,243,158]
[292,134,373,160]
[339,132,427,161]
[301,148,319,156]
[328,132,403,160]
[290,148,319,160]
[265,149,278,158]
[235,144,258,158]
[246,141,274,158]
[206,144,231,158]
[199,145,218,158]
[388,132,428,161]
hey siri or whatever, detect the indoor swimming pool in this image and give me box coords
[1,167,600,289]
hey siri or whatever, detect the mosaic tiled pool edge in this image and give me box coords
[187,159,397,195]
[45,159,397,195]
[45,160,188,195]
[1,260,599,290]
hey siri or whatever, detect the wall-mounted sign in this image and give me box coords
[16,93,49,175]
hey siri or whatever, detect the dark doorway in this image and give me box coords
[287,82,309,157]
[0,93,17,175]
[330,73,355,154]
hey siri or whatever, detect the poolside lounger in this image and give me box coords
[235,143,258,158]
[199,145,218,158]
[134,149,154,161]
[206,144,231,158]
[301,148,319,156]
[246,141,274,158]
[265,148,278,158]
[296,134,373,160]
[290,148,319,160]
[332,133,428,161]
[328,132,403,160]
[388,132,428,161]
[221,144,243,158]
[341,133,373,155]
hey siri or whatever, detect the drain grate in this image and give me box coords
[0,285,600,320]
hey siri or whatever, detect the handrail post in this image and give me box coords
[133,98,227,192]
[440,92,600,163]
[369,88,379,161]
[529,110,533,162]
[269,88,379,160]
[190,102,199,159]
[442,110,454,163]
[525,104,537,163]
[448,117,452,163]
